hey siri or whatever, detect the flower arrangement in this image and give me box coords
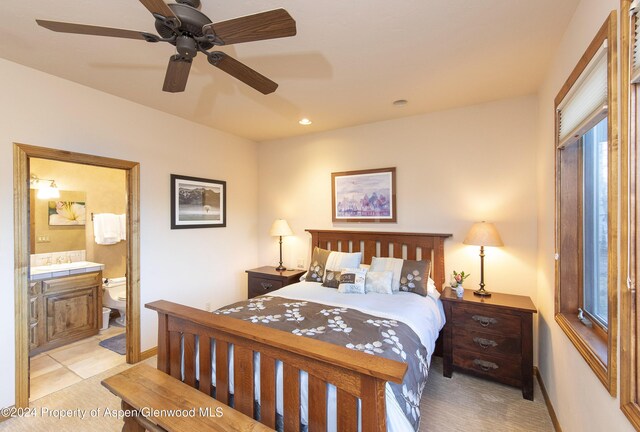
[451,270,470,287]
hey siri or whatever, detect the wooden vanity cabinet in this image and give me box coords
[29,271,102,355]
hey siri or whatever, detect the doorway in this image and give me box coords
[13,143,141,408]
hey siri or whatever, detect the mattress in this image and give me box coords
[195,281,445,431]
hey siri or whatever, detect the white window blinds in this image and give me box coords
[557,43,608,148]
[632,0,640,82]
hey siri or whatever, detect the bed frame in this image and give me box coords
[146,230,451,431]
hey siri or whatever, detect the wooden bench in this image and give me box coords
[101,364,273,432]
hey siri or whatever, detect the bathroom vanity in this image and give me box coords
[29,266,103,355]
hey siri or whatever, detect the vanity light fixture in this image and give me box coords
[30,174,60,199]
[298,118,312,125]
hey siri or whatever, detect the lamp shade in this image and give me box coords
[270,219,293,237]
[463,221,504,247]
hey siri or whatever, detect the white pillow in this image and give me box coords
[325,252,362,277]
[365,271,394,294]
[427,277,440,299]
[369,257,404,292]
[337,267,367,294]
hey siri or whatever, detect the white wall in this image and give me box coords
[257,95,539,321]
[535,0,636,431]
[0,58,259,409]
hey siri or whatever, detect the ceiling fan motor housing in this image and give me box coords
[155,3,213,49]
[176,0,201,8]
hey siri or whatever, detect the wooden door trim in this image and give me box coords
[13,143,141,408]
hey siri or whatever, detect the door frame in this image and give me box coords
[13,143,141,408]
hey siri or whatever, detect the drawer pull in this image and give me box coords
[473,359,499,372]
[473,337,498,349]
[472,315,498,327]
[260,282,273,290]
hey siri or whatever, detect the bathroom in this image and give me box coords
[28,157,128,401]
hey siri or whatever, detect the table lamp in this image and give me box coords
[463,221,504,297]
[270,219,293,271]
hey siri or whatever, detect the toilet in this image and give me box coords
[103,277,126,326]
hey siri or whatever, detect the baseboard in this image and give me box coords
[0,406,14,423]
[534,366,562,432]
[139,346,157,361]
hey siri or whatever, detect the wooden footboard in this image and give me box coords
[146,300,407,431]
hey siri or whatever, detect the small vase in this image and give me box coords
[455,285,464,297]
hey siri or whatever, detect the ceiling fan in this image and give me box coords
[36,0,296,94]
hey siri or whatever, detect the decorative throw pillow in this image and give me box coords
[325,251,363,274]
[322,270,342,289]
[305,247,332,282]
[370,257,404,292]
[398,259,431,296]
[337,268,367,294]
[364,271,394,294]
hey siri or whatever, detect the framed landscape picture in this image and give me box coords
[332,167,396,223]
[171,174,226,229]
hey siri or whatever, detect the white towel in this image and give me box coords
[94,213,124,245]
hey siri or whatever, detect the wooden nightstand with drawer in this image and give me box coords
[441,287,537,400]
[246,266,306,299]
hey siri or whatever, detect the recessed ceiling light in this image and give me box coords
[393,99,408,107]
[299,118,312,125]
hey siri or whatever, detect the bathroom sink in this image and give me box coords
[31,261,105,278]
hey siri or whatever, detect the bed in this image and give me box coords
[146,229,451,431]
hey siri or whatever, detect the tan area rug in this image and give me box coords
[0,356,553,431]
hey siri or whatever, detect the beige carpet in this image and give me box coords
[0,356,553,431]
[421,357,554,432]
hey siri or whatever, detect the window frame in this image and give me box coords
[554,11,618,396]
[621,0,640,428]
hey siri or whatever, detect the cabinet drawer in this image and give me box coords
[453,305,521,335]
[249,277,283,298]
[43,272,101,294]
[453,349,521,386]
[453,328,521,357]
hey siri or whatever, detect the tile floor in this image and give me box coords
[29,322,125,401]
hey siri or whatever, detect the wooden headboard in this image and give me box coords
[306,229,452,291]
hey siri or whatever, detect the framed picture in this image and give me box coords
[48,201,86,226]
[171,174,226,229]
[331,167,396,223]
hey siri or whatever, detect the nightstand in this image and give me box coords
[441,287,537,400]
[245,266,306,299]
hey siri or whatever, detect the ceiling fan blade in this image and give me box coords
[203,9,296,45]
[139,0,181,26]
[208,52,278,94]
[36,20,148,40]
[163,55,192,93]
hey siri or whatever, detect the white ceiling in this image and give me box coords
[0,1,578,142]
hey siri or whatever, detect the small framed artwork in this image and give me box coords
[332,167,396,223]
[171,174,226,229]
[48,201,86,226]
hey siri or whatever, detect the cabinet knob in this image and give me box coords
[472,315,498,327]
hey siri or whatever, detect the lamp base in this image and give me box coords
[474,289,492,297]
[275,265,287,272]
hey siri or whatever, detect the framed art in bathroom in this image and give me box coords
[331,167,396,223]
[171,174,226,229]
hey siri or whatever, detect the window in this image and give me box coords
[582,118,608,329]
[621,0,640,427]
[554,12,617,396]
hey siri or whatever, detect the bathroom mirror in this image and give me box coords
[30,190,87,254]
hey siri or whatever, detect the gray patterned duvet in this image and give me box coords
[216,295,430,430]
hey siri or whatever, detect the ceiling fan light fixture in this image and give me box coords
[299,118,312,126]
